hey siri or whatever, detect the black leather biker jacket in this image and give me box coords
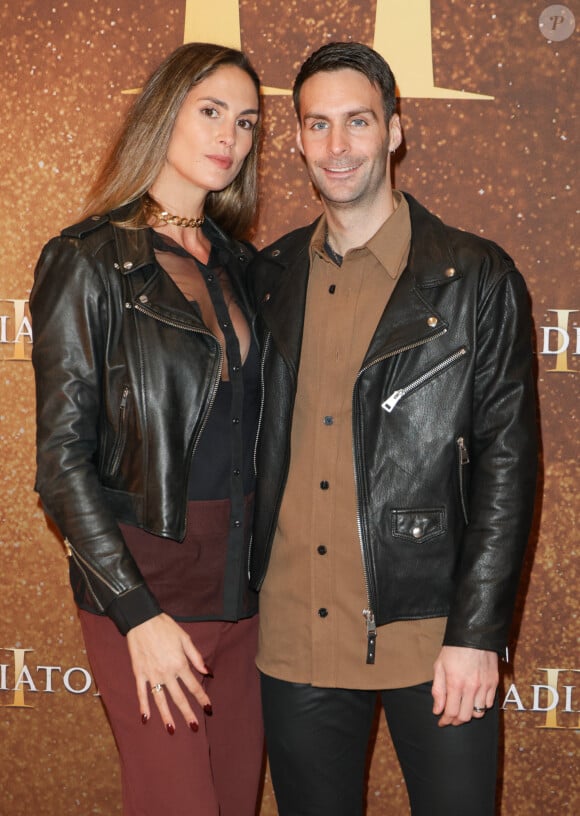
[31,201,254,634]
[249,194,538,658]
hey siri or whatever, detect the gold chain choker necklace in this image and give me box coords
[144,196,205,229]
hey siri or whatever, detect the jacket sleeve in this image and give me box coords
[443,257,538,655]
[31,236,162,634]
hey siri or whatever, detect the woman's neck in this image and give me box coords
[146,181,210,262]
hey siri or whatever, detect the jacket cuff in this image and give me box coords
[106,585,163,635]
[442,630,509,660]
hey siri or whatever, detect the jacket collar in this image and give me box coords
[258,193,460,373]
[404,193,460,286]
[109,199,252,276]
[362,193,459,366]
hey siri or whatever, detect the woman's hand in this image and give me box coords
[127,613,212,733]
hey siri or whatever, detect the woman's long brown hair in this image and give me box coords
[82,43,261,239]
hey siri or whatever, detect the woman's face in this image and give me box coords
[162,64,260,195]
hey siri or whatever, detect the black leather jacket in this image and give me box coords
[31,202,254,634]
[249,194,538,657]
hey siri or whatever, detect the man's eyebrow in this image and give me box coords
[199,96,259,116]
[346,107,377,119]
[303,107,378,121]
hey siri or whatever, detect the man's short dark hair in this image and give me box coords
[293,41,397,123]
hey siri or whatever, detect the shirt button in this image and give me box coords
[320,480,329,490]
[232,417,240,424]
[232,364,240,373]
[317,545,327,555]
[233,520,241,528]
[233,468,240,476]
[318,608,328,618]
[328,284,336,294]
[207,274,214,282]
[222,321,230,329]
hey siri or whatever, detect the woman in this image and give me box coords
[31,43,263,815]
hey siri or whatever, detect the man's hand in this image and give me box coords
[432,645,499,727]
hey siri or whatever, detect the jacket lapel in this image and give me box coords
[258,223,316,381]
[361,264,448,368]
[258,197,461,375]
[112,210,254,333]
[362,194,458,366]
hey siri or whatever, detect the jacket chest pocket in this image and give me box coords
[391,508,446,543]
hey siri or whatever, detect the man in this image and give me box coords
[250,42,537,816]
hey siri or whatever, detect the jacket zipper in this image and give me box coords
[362,608,377,664]
[188,348,223,463]
[67,543,116,611]
[381,347,467,413]
[457,436,470,525]
[248,331,271,579]
[253,332,271,479]
[353,328,447,663]
[108,385,130,477]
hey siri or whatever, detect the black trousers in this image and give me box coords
[261,673,499,816]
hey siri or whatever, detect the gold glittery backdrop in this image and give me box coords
[1,1,577,814]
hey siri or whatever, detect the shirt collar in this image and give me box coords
[365,190,411,280]
[309,190,411,280]
[310,217,330,264]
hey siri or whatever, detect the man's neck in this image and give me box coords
[323,189,397,256]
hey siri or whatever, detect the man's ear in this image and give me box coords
[296,124,305,156]
[388,114,403,152]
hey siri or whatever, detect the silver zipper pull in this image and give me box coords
[381,389,404,413]
[457,436,470,464]
[363,609,377,664]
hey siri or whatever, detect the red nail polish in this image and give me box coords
[166,723,175,735]
[141,713,148,725]
[203,704,213,716]
[189,721,199,733]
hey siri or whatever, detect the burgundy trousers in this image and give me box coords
[80,611,264,816]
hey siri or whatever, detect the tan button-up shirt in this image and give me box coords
[257,192,446,689]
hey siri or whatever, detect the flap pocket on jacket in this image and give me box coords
[391,508,446,543]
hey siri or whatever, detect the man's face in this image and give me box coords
[296,68,401,210]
